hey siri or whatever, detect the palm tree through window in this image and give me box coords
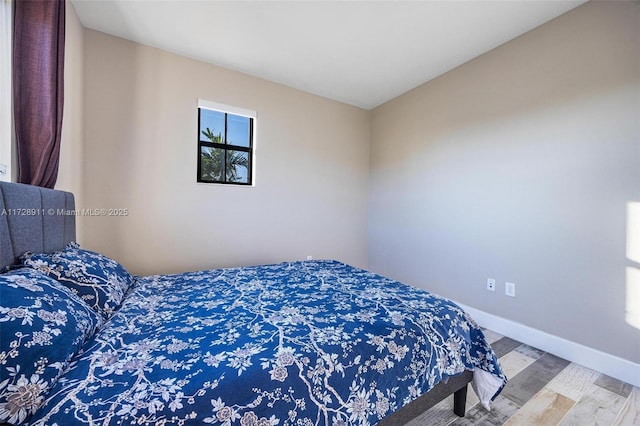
[197,104,254,185]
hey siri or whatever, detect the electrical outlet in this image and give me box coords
[306,256,313,261]
[505,282,516,297]
[486,278,496,291]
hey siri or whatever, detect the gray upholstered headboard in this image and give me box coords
[0,181,75,269]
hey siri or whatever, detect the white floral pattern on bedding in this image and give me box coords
[0,268,102,425]
[29,260,506,425]
[20,242,133,320]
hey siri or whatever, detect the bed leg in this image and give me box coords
[453,385,467,417]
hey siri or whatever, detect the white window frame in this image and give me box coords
[0,0,14,182]
[197,98,257,186]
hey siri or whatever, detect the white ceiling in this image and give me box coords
[71,0,586,110]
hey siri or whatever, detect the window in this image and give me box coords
[197,99,255,185]
[0,0,13,182]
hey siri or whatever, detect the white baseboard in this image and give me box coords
[454,301,640,388]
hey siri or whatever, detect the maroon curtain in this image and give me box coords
[13,0,65,188]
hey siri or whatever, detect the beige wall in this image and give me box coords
[82,30,370,276]
[369,1,640,363]
[56,2,85,243]
[61,0,638,366]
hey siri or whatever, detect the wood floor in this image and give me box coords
[406,329,640,426]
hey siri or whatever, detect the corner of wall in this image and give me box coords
[56,0,85,243]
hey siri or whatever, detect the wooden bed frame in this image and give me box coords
[0,181,472,424]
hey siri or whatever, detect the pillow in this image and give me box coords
[0,268,102,425]
[19,242,133,320]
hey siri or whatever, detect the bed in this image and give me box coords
[0,182,506,426]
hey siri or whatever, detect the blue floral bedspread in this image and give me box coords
[30,260,506,425]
